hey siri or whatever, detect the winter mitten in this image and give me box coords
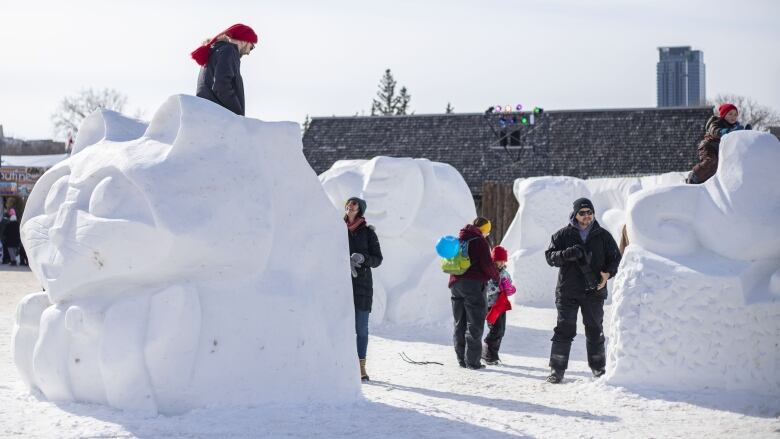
[350,253,365,278]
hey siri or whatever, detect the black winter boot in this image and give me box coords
[592,368,605,378]
[546,368,565,383]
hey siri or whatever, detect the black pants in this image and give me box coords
[482,311,506,362]
[549,294,605,371]
[451,279,487,367]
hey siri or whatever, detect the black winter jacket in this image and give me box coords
[545,219,620,300]
[196,41,246,116]
[348,221,383,311]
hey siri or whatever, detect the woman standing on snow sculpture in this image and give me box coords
[192,23,258,116]
[345,197,383,381]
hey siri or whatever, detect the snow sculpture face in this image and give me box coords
[22,102,274,303]
[320,156,476,324]
[628,131,780,261]
[14,95,358,414]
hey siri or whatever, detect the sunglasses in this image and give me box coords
[577,210,594,217]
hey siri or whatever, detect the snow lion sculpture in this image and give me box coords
[606,130,780,395]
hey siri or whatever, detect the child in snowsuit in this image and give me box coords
[688,103,750,184]
[482,245,517,365]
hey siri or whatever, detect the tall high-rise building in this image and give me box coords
[657,46,706,107]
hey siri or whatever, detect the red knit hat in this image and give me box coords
[718,103,738,119]
[191,24,259,66]
[491,245,508,263]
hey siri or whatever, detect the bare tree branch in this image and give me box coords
[709,94,780,131]
[51,88,128,139]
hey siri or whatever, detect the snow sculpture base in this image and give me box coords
[12,95,360,415]
[606,248,780,395]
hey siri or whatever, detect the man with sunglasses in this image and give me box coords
[192,23,258,116]
[543,198,621,383]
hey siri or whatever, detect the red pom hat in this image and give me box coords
[191,24,259,66]
[491,245,508,263]
[718,103,738,119]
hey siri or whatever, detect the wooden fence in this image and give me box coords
[480,181,519,246]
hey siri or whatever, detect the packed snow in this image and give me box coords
[606,131,780,396]
[12,95,359,415]
[320,156,476,325]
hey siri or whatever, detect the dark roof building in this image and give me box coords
[302,106,713,197]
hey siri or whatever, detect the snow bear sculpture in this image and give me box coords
[607,130,780,395]
[12,95,359,415]
[320,157,476,325]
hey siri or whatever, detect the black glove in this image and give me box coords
[561,246,583,262]
[745,123,752,130]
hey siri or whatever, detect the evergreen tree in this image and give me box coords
[302,114,311,135]
[445,102,454,114]
[370,69,412,116]
[394,87,411,115]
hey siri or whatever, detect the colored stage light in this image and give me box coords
[515,104,523,111]
[498,117,507,128]
[504,105,512,113]
[520,116,529,125]
[495,105,503,113]
[533,107,544,114]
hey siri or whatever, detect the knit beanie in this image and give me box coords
[572,197,595,214]
[191,24,259,66]
[718,103,738,119]
[491,245,508,263]
[346,197,367,217]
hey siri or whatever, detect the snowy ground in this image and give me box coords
[2,267,778,438]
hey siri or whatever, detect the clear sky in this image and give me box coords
[1,0,778,140]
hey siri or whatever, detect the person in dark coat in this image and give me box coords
[688,103,749,184]
[345,197,383,381]
[449,217,500,370]
[544,198,621,383]
[192,23,258,116]
[3,203,21,266]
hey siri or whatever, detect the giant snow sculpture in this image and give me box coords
[320,157,477,325]
[12,95,360,415]
[606,131,780,395]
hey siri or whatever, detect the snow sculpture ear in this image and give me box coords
[625,185,700,256]
[145,94,241,157]
[72,109,147,155]
[362,156,424,237]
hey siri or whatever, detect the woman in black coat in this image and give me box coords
[192,24,258,116]
[344,197,382,381]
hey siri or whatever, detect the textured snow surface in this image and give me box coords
[2,269,778,438]
[12,95,360,415]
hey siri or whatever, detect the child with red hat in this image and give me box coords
[193,24,259,116]
[688,103,750,184]
[482,245,517,365]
